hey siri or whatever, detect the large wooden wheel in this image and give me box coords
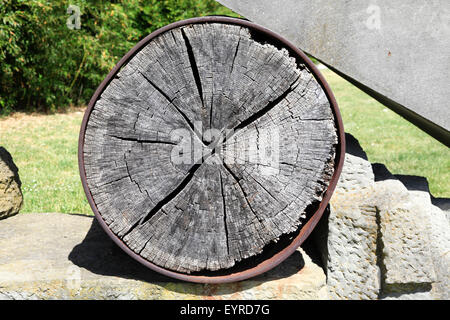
[79,17,345,283]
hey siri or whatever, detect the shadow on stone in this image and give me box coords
[0,147,21,187]
[372,162,395,182]
[395,174,430,193]
[373,162,449,206]
[69,219,173,283]
[344,133,368,160]
[431,197,450,217]
[69,218,307,290]
[309,206,330,273]
[379,283,433,299]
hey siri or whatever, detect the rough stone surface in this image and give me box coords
[0,147,23,220]
[317,190,380,300]
[394,176,450,300]
[314,134,380,300]
[0,212,328,300]
[377,179,436,288]
[313,134,449,300]
[428,203,450,300]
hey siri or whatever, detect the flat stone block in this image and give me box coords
[0,213,328,300]
[324,188,380,300]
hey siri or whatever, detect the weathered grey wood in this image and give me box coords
[83,22,337,273]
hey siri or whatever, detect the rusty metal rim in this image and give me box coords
[78,16,345,284]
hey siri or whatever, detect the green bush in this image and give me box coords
[0,0,236,114]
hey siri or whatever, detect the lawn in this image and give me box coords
[0,107,91,214]
[323,69,449,197]
[0,69,448,214]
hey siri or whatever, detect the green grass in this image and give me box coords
[322,69,449,197]
[0,108,91,214]
[0,70,448,214]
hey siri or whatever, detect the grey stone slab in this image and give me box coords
[0,212,328,300]
[217,0,450,144]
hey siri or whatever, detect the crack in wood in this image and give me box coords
[108,134,177,145]
[250,175,279,202]
[230,37,241,75]
[209,78,214,132]
[123,152,147,197]
[138,162,202,226]
[138,71,205,146]
[234,78,300,132]
[90,175,129,188]
[181,27,206,121]
[119,78,302,237]
[219,171,230,255]
[221,161,262,223]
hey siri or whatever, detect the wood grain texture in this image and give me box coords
[83,22,337,273]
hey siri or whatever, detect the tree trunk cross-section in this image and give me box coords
[83,22,338,273]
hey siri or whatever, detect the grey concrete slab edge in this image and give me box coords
[216,0,450,146]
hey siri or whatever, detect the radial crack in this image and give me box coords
[138,162,202,225]
[139,71,205,145]
[124,152,147,196]
[205,77,302,156]
[230,37,240,74]
[234,78,300,131]
[118,152,155,239]
[109,134,177,145]
[219,171,230,255]
[181,28,205,111]
[209,79,214,130]
[96,175,129,188]
[250,175,279,202]
[221,161,262,223]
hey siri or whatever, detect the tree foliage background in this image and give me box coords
[0,0,237,114]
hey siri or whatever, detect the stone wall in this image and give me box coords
[313,134,449,300]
